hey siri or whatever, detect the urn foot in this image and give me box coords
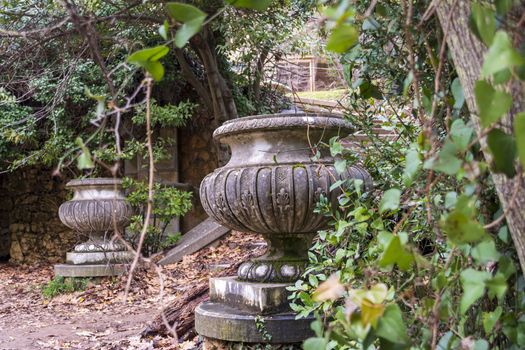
[238,233,314,283]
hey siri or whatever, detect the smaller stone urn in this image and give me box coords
[54,178,134,277]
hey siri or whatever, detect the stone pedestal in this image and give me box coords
[195,277,314,343]
[197,113,372,344]
[54,178,134,278]
[54,236,133,277]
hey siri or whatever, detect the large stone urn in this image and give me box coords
[195,113,372,344]
[54,178,134,277]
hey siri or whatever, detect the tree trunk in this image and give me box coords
[436,1,525,274]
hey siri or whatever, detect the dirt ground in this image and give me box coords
[0,232,263,350]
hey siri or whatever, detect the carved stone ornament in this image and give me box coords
[58,178,133,253]
[200,112,372,283]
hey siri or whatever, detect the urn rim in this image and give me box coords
[213,112,353,141]
[65,177,124,189]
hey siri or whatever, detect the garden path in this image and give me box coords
[0,231,262,349]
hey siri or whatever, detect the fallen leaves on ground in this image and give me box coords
[0,231,264,349]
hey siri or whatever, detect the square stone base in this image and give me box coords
[54,263,128,277]
[210,276,292,314]
[195,276,314,344]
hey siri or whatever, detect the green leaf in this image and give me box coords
[127,45,169,64]
[444,192,457,209]
[326,24,358,53]
[75,137,94,170]
[473,339,489,350]
[334,159,347,174]
[498,255,517,279]
[432,140,462,175]
[403,148,421,186]
[142,61,165,81]
[451,78,465,109]
[175,17,206,48]
[379,235,414,271]
[487,128,517,177]
[376,304,410,346]
[441,195,487,245]
[303,337,328,350]
[483,306,502,334]
[469,3,495,46]
[227,0,272,11]
[379,188,401,213]
[460,268,490,314]
[514,112,525,169]
[450,119,473,152]
[486,273,507,299]
[495,0,513,15]
[159,20,169,40]
[471,240,501,264]
[166,3,207,48]
[482,31,525,78]
[474,80,512,127]
[166,2,206,22]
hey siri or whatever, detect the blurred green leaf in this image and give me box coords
[403,148,420,186]
[379,235,414,271]
[166,3,206,48]
[75,137,94,170]
[469,3,495,46]
[460,268,490,314]
[376,304,410,346]
[482,31,525,78]
[514,112,525,169]
[495,0,513,15]
[380,188,401,213]
[483,306,502,334]
[128,45,169,64]
[441,195,487,245]
[487,128,517,177]
[159,20,169,40]
[450,119,473,151]
[327,24,358,53]
[486,273,507,299]
[227,0,272,11]
[474,80,512,127]
[471,240,501,264]
[451,78,464,109]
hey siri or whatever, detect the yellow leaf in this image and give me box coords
[361,298,385,327]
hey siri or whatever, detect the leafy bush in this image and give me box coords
[41,276,89,299]
[123,177,192,256]
[290,1,525,349]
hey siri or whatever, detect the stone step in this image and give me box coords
[55,263,128,277]
[158,217,230,266]
[209,276,292,314]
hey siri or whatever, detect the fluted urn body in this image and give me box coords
[59,178,133,253]
[200,113,372,283]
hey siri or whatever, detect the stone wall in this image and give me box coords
[0,168,77,264]
[178,114,220,232]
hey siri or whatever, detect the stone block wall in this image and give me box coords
[178,115,220,232]
[0,168,77,264]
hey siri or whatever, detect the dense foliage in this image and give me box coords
[287,1,525,349]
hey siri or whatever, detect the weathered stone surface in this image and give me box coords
[55,178,133,277]
[199,113,372,282]
[54,263,128,277]
[158,217,230,266]
[209,277,292,314]
[66,251,134,265]
[195,302,314,343]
